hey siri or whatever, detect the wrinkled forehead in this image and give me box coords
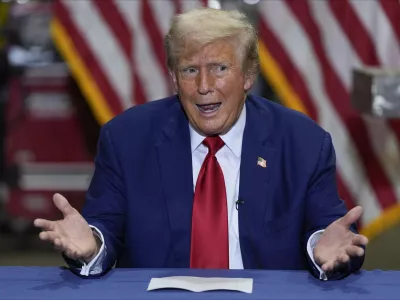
[176,38,243,67]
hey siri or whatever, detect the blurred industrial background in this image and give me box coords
[0,0,399,270]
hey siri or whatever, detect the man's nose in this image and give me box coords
[197,70,214,95]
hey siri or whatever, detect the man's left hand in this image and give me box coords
[313,206,369,273]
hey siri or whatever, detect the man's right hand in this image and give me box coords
[34,193,99,263]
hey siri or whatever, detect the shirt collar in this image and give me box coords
[189,104,246,159]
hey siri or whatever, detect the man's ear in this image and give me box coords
[244,73,256,92]
[170,69,179,92]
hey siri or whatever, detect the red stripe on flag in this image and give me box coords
[93,0,146,106]
[287,0,398,209]
[388,119,400,146]
[94,0,131,61]
[173,0,182,14]
[132,63,147,105]
[259,17,356,212]
[132,75,146,105]
[337,171,361,229]
[141,0,170,80]
[330,0,400,168]
[329,0,380,65]
[337,173,357,211]
[258,19,318,121]
[54,1,123,116]
[379,0,400,145]
[379,0,400,44]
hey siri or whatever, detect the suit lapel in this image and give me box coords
[239,96,276,269]
[155,100,194,267]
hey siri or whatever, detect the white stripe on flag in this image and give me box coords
[117,0,169,101]
[347,1,400,203]
[308,1,361,89]
[363,115,400,203]
[350,0,400,68]
[180,0,205,12]
[150,0,175,35]
[62,0,132,109]
[310,0,400,211]
[259,0,381,225]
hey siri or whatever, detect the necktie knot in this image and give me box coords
[203,136,224,156]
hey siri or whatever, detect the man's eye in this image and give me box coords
[219,66,227,71]
[214,65,228,73]
[182,68,197,75]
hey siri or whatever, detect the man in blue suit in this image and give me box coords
[34,8,368,280]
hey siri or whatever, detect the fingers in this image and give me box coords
[53,193,76,217]
[54,239,64,252]
[39,232,69,254]
[338,254,350,264]
[339,206,363,227]
[64,245,84,261]
[321,246,364,273]
[321,259,340,273]
[54,238,74,258]
[33,219,55,231]
[52,237,85,261]
[346,245,365,257]
[39,231,59,242]
[45,236,81,259]
[39,232,69,253]
[321,254,349,272]
[352,234,369,246]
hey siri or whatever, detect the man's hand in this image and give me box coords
[33,193,99,263]
[313,206,368,273]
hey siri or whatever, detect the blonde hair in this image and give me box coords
[164,8,259,78]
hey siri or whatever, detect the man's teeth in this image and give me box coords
[197,103,221,112]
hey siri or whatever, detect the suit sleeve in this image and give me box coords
[65,125,126,277]
[304,131,364,280]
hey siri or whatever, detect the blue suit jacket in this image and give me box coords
[67,95,363,278]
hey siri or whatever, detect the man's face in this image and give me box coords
[172,40,254,136]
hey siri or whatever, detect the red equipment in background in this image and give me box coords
[0,1,96,231]
[5,63,93,224]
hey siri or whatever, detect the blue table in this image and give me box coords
[0,267,398,299]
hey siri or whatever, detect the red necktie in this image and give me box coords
[190,136,229,269]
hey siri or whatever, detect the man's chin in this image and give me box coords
[194,124,226,136]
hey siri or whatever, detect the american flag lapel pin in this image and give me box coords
[257,156,267,168]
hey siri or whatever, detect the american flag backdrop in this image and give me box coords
[257,0,400,240]
[52,0,208,124]
[52,0,400,240]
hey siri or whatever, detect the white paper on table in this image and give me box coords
[147,276,253,293]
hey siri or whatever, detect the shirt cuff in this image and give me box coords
[79,225,107,276]
[307,229,327,281]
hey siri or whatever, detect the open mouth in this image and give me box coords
[196,103,222,114]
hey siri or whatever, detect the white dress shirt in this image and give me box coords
[80,104,326,279]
